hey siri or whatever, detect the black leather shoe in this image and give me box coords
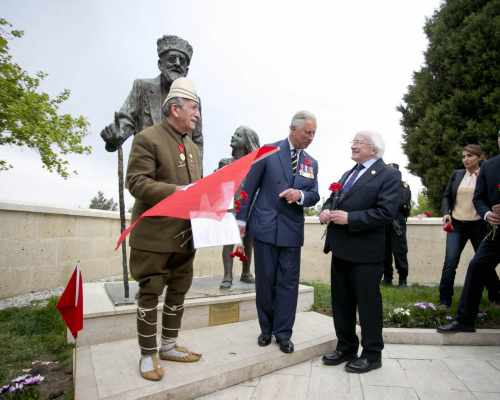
[322,350,357,366]
[398,279,407,287]
[277,339,294,353]
[437,320,476,333]
[345,357,382,373]
[257,333,272,346]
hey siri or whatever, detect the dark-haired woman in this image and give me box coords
[439,144,500,307]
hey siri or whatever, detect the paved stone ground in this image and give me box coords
[197,344,500,400]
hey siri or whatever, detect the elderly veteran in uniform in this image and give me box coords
[126,77,202,381]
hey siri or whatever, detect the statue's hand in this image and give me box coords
[100,123,124,152]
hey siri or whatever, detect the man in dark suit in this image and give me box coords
[320,131,400,373]
[237,111,320,353]
[438,131,500,333]
[383,163,412,287]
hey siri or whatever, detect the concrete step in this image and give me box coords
[74,311,336,400]
[79,277,314,346]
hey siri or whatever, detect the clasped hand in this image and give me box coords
[278,188,301,204]
[487,204,500,225]
[319,209,348,225]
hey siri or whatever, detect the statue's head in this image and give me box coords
[231,126,260,155]
[157,35,193,83]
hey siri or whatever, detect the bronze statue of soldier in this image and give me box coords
[101,35,202,153]
[219,126,260,289]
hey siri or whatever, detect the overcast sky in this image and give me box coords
[1,0,443,209]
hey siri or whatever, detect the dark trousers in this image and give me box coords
[457,234,500,326]
[438,218,499,306]
[331,256,384,362]
[253,239,301,341]
[383,219,409,282]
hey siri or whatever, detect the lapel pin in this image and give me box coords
[371,170,376,175]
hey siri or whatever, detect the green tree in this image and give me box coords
[410,191,438,217]
[0,19,91,177]
[398,0,500,210]
[89,191,117,211]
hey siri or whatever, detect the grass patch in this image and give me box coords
[304,281,500,329]
[0,297,74,398]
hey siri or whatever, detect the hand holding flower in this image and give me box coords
[230,245,248,262]
[330,210,348,225]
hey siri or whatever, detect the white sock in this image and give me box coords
[160,337,176,352]
[140,355,154,373]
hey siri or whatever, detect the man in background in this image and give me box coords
[383,163,411,287]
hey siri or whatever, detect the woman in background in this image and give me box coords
[439,144,500,308]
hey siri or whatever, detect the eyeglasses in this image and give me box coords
[350,140,372,146]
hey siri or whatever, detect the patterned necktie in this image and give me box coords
[291,149,298,175]
[342,164,365,192]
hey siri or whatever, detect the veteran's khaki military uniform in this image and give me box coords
[126,119,202,355]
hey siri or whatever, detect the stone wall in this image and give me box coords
[0,202,475,299]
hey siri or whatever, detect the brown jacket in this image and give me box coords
[126,120,202,253]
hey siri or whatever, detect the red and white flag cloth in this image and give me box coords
[56,263,83,338]
[115,145,278,250]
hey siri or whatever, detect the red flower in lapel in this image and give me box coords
[329,182,343,193]
[239,190,249,201]
[303,158,312,167]
[234,199,241,213]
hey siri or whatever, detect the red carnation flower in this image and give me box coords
[443,222,454,233]
[239,190,249,201]
[234,199,241,213]
[230,246,248,262]
[329,182,343,192]
[304,158,312,166]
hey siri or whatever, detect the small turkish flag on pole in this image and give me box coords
[56,263,83,338]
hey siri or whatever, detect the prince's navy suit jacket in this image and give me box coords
[237,139,320,245]
[236,138,319,340]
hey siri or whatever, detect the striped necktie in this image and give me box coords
[291,149,298,175]
[343,164,365,192]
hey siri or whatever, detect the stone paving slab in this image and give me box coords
[74,311,336,400]
[198,344,500,400]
